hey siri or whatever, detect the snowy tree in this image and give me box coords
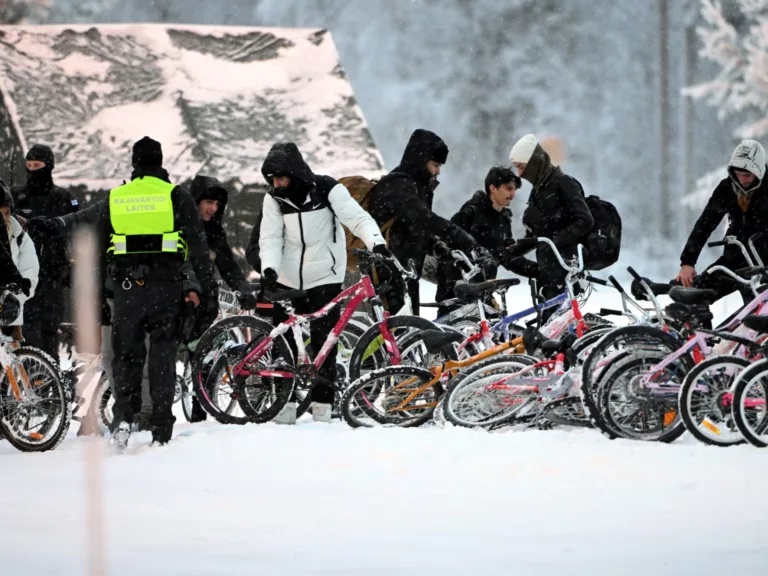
[0,0,49,23]
[684,0,768,207]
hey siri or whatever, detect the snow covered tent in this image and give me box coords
[0,23,384,270]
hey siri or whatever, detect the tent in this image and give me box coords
[0,23,384,270]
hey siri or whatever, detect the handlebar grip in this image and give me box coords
[608,275,625,294]
[515,237,539,248]
[708,241,727,248]
[586,275,608,287]
[350,248,369,257]
[627,266,642,281]
[599,308,623,317]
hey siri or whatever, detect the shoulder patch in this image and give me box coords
[71,199,79,206]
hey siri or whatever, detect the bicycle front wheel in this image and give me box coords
[0,347,72,452]
[730,359,768,447]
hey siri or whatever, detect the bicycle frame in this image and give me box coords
[235,274,398,379]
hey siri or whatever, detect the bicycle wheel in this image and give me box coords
[730,359,768,447]
[340,365,439,427]
[0,347,72,452]
[678,355,748,447]
[235,332,296,424]
[91,372,114,435]
[597,349,688,443]
[347,315,441,382]
[443,355,540,429]
[540,397,592,428]
[192,316,286,425]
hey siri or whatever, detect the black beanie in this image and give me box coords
[26,144,55,169]
[132,137,163,169]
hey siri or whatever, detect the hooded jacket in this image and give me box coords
[367,129,477,275]
[189,176,251,294]
[436,190,539,304]
[681,140,768,267]
[51,166,215,297]
[258,143,384,290]
[4,215,39,325]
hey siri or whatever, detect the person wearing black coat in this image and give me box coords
[509,134,594,303]
[367,129,479,314]
[435,166,539,316]
[28,137,216,446]
[11,144,79,358]
[675,139,768,303]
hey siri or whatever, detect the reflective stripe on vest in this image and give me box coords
[108,177,186,258]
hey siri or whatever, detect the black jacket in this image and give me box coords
[436,191,539,303]
[680,171,768,267]
[367,129,477,275]
[54,167,215,295]
[12,177,79,284]
[189,176,251,294]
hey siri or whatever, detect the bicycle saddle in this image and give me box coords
[262,288,307,303]
[668,286,718,305]
[743,314,768,333]
[419,329,465,355]
[454,278,520,300]
[630,277,671,301]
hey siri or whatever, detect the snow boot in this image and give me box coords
[311,402,333,423]
[151,424,173,446]
[189,397,208,423]
[109,422,131,452]
[273,401,297,425]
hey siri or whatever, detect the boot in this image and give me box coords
[189,397,208,423]
[311,402,332,423]
[151,423,173,446]
[109,422,131,452]
[273,401,297,425]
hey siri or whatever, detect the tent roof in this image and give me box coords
[0,24,384,189]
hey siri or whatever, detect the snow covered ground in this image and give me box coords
[1,282,760,575]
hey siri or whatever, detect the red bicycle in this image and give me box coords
[193,250,438,423]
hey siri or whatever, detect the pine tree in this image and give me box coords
[684,0,768,207]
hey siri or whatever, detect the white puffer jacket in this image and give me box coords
[260,180,384,290]
[8,216,39,325]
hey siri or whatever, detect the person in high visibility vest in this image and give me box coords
[29,137,217,449]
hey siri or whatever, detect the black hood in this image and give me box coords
[262,143,315,191]
[190,175,229,224]
[25,144,55,195]
[393,129,449,186]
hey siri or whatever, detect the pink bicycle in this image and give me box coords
[193,250,438,423]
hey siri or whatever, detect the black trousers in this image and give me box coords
[695,256,754,306]
[272,283,342,404]
[111,280,181,434]
[23,278,65,359]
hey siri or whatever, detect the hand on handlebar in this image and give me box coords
[372,244,394,259]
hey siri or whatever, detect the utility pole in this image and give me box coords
[659,0,671,240]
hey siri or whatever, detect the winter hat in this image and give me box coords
[132,136,164,169]
[0,179,12,212]
[26,144,55,169]
[509,134,539,165]
[728,140,766,192]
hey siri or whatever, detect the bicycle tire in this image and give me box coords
[597,349,688,443]
[90,372,114,435]
[192,316,288,425]
[730,359,768,447]
[0,347,72,452]
[540,397,592,428]
[443,355,539,429]
[340,365,438,427]
[678,355,748,447]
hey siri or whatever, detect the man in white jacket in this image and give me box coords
[259,142,390,423]
[0,180,39,337]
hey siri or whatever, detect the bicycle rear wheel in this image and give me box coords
[678,355,747,446]
[0,347,72,452]
[730,359,768,447]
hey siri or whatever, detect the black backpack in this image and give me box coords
[582,195,622,270]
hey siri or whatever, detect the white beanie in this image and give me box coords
[509,134,539,164]
[729,139,766,182]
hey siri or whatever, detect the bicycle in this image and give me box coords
[0,287,71,452]
[194,249,436,424]
[729,314,768,447]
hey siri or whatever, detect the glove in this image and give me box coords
[372,244,393,259]
[26,216,61,239]
[433,241,451,259]
[238,291,258,310]
[261,268,278,292]
[471,245,491,262]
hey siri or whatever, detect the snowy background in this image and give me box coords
[3,0,764,279]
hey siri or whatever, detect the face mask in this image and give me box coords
[26,166,53,190]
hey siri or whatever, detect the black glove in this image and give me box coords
[433,241,451,260]
[26,217,61,240]
[471,246,491,262]
[261,268,278,292]
[372,244,393,259]
[238,291,258,310]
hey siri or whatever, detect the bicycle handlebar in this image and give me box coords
[586,274,608,287]
[608,275,626,294]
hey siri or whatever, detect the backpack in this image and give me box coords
[582,195,621,270]
[337,176,395,273]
